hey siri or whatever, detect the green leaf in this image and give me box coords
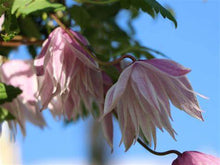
[0,107,15,123]
[120,0,177,27]
[0,1,19,41]
[18,16,41,39]
[0,82,22,105]
[12,0,66,16]
[120,0,130,8]
[11,0,23,14]
[3,13,19,32]
[68,5,91,29]
[0,33,16,41]
[1,11,20,41]
[0,0,13,15]
[145,0,177,27]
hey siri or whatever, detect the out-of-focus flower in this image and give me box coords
[35,27,103,120]
[103,59,203,150]
[172,151,220,165]
[0,60,46,135]
[0,14,4,31]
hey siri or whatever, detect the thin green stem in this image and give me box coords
[79,0,119,5]
[137,138,181,157]
[99,54,136,66]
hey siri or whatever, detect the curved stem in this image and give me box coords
[79,0,119,5]
[137,138,181,157]
[51,14,136,66]
[98,54,136,66]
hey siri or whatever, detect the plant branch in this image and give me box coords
[137,138,181,157]
[0,36,43,47]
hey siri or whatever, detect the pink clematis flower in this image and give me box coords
[34,27,103,120]
[172,151,220,165]
[0,60,46,135]
[103,59,203,150]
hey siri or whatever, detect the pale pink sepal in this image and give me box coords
[144,59,191,77]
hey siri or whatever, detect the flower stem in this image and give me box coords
[100,54,136,65]
[137,138,181,157]
[51,14,136,66]
[79,0,119,5]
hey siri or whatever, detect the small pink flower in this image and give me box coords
[103,59,203,150]
[35,27,103,120]
[172,151,220,165]
[0,60,46,135]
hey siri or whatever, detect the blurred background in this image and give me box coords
[0,0,220,164]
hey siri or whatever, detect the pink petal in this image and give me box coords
[102,113,113,151]
[141,59,191,77]
[104,65,133,114]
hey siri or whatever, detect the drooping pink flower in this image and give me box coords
[103,59,203,150]
[34,27,103,120]
[0,60,46,135]
[172,151,220,165]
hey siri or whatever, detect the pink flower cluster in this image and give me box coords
[0,27,210,159]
